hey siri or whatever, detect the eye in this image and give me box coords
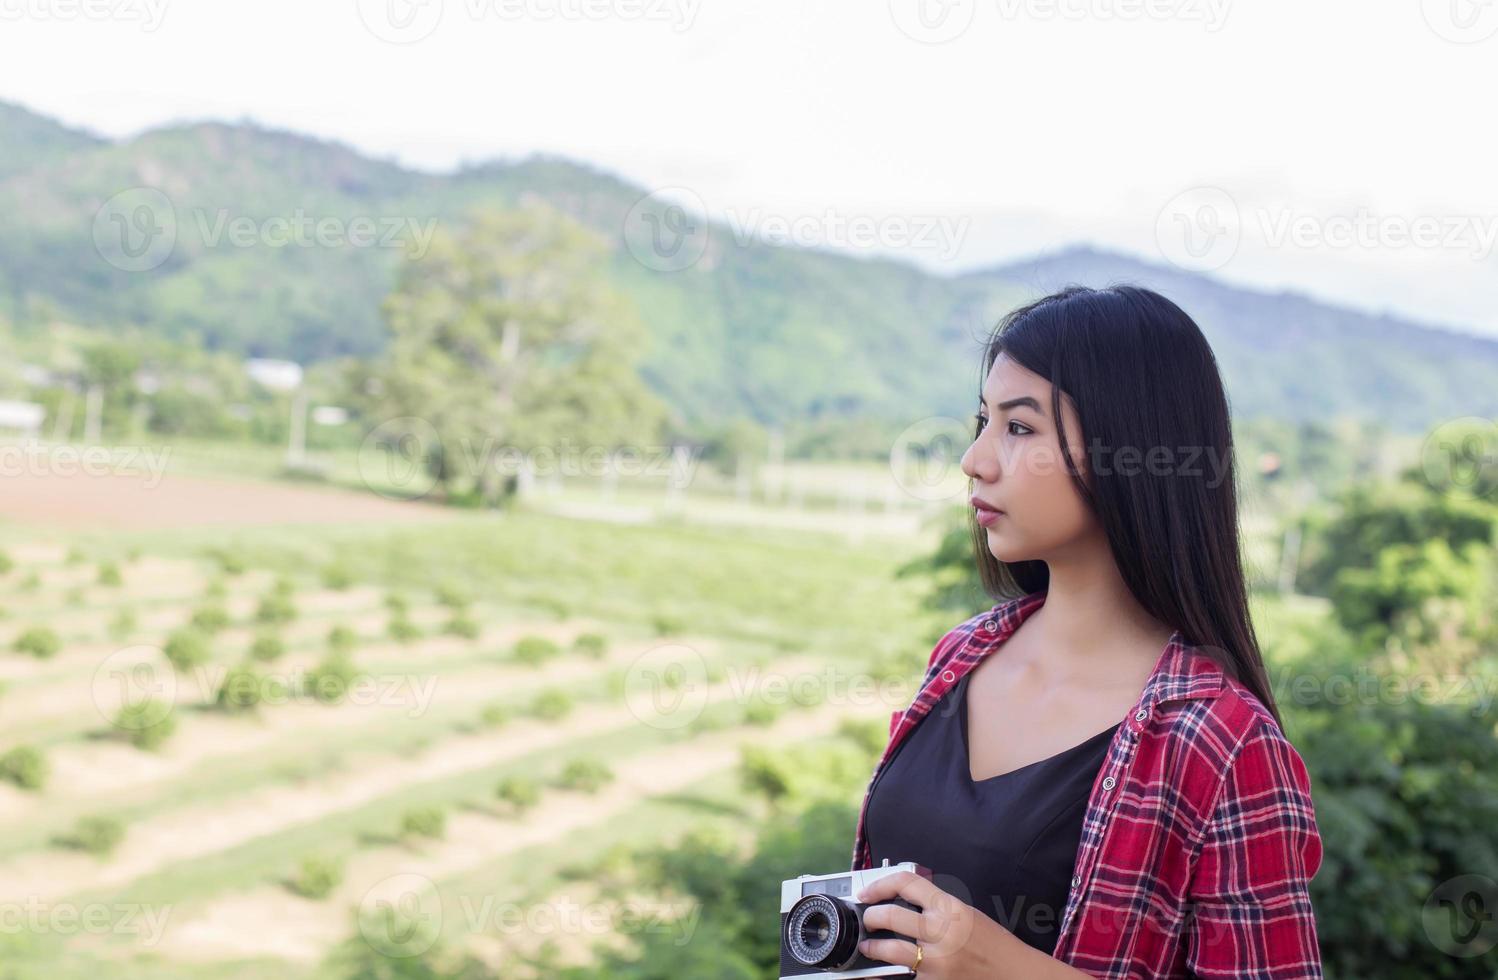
[1006,421,1032,437]
[973,413,988,432]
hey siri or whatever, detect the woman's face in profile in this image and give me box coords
[960,353,1098,563]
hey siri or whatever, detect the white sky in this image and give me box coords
[3,0,1497,336]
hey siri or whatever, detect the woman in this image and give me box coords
[848,285,1322,978]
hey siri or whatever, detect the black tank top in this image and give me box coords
[866,669,1120,955]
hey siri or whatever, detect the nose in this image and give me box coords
[960,426,995,485]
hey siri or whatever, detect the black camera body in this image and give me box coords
[778,859,932,978]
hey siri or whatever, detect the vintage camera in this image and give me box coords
[779,859,932,978]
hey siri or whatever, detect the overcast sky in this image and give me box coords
[3,0,1497,336]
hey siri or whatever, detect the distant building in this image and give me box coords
[245,358,303,391]
[0,400,46,436]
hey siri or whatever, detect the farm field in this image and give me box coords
[0,461,948,978]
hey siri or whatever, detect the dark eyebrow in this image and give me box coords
[980,394,1045,417]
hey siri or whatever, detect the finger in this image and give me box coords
[857,937,916,969]
[861,901,925,943]
[857,868,943,909]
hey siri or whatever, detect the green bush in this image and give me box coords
[56,815,125,856]
[204,577,228,600]
[114,699,176,750]
[0,549,12,574]
[514,635,561,667]
[389,615,421,642]
[288,854,344,899]
[13,626,61,659]
[479,702,511,728]
[328,624,357,655]
[651,612,686,636]
[384,592,410,616]
[556,757,614,794]
[434,580,471,610]
[743,699,784,727]
[529,689,573,721]
[322,562,355,590]
[109,607,138,641]
[206,546,247,575]
[494,775,541,814]
[0,745,47,790]
[305,651,361,704]
[163,627,211,671]
[65,546,85,565]
[215,662,265,713]
[444,612,480,639]
[572,633,608,659]
[400,805,447,840]
[189,603,231,633]
[255,592,297,625]
[97,561,123,587]
[249,631,286,662]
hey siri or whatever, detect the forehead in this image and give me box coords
[981,354,1049,402]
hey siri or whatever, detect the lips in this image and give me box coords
[969,494,1003,514]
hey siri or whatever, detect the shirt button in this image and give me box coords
[1101,775,1116,790]
[1134,708,1148,721]
[982,619,997,632]
[941,669,956,683]
[1070,874,1081,887]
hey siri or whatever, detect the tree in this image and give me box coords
[370,201,668,506]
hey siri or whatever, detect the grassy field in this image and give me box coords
[0,458,949,978]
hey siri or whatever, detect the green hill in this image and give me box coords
[2,103,1495,433]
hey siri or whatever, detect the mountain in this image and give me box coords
[1,102,1495,433]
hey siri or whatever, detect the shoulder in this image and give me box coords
[1153,645,1316,826]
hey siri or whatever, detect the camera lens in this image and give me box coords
[783,894,861,968]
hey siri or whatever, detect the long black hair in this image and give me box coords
[971,284,1282,728]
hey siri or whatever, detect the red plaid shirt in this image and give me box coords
[851,589,1324,978]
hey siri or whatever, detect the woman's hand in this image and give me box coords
[855,869,1022,978]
